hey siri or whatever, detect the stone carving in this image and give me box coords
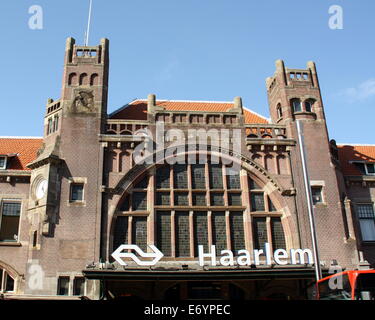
[71,90,95,114]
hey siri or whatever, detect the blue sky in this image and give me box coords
[0,1,374,144]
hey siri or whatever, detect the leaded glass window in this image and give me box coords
[174,164,188,189]
[157,212,171,256]
[271,217,286,249]
[230,212,245,255]
[175,212,190,257]
[156,166,170,189]
[194,212,208,255]
[251,192,265,212]
[209,164,223,189]
[174,192,189,206]
[156,192,170,206]
[192,164,206,189]
[253,217,267,250]
[212,212,227,254]
[228,193,242,206]
[132,217,147,251]
[211,193,224,206]
[193,193,206,206]
[132,192,147,211]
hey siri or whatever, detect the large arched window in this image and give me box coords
[113,158,287,257]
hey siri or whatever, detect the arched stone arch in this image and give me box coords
[106,146,300,259]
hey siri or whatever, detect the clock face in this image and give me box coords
[35,179,48,200]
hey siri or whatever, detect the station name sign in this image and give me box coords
[112,243,314,267]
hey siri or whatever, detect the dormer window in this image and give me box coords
[291,99,302,113]
[0,157,7,170]
[352,162,375,175]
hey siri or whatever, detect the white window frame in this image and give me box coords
[356,203,375,242]
[350,161,375,176]
[0,199,22,243]
[365,163,375,176]
[0,156,7,170]
[0,268,15,293]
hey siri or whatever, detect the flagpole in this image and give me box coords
[84,0,93,46]
[296,120,322,281]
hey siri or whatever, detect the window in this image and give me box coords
[57,277,70,295]
[192,165,205,189]
[156,192,170,206]
[175,212,190,257]
[212,212,226,254]
[311,186,323,205]
[253,217,286,250]
[132,217,147,251]
[157,212,172,256]
[132,192,147,210]
[305,100,313,112]
[156,166,170,188]
[211,193,224,206]
[250,193,265,212]
[366,163,375,175]
[0,201,21,242]
[174,192,189,206]
[228,193,242,206]
[0,157,7,170]
[70,184,84,202]
[192,192,206,206]
[113,216,129,249]
[226,167,241,189]
[209,164,223,189]
[352,162,375,176]
[277,104,283,118]
[357,204,375,242]
[73,277,85,296]
[0,268,15,293]
[174,165,188,189]
[194,212,209,255]
[230,212,245,255]
[291,99,302,113]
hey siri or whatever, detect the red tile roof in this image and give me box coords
[337,144,375,176]
[0,138,43,171]
[110,100,269,124]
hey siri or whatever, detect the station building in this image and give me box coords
[0,38,374,300]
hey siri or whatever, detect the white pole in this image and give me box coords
[84,0,93,46]
[296,120,322,281]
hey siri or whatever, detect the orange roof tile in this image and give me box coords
[337,144,375,176]
[0,138,43,171]
[110,100,269,124]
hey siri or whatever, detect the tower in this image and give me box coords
[25,38,110,297]
[266,60,358,268]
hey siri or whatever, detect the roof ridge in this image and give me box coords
[0,136,43,139]
[337,143,375,147]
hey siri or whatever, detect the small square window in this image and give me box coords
[57,277,70,296]
[70,184,84,202]
[311,186,323,205]
[0,157,7,170]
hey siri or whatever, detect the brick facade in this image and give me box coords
[0,37,373,300]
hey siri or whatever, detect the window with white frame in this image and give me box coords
[0,268,15,293]
[357,204,375,242]
[311,186,323,205]
[0,157,7,170]
[352,162,375,176]
[0,201,21,242]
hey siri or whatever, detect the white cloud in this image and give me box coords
[339,79,375,102]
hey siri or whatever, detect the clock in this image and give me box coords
[35,179,48,200]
